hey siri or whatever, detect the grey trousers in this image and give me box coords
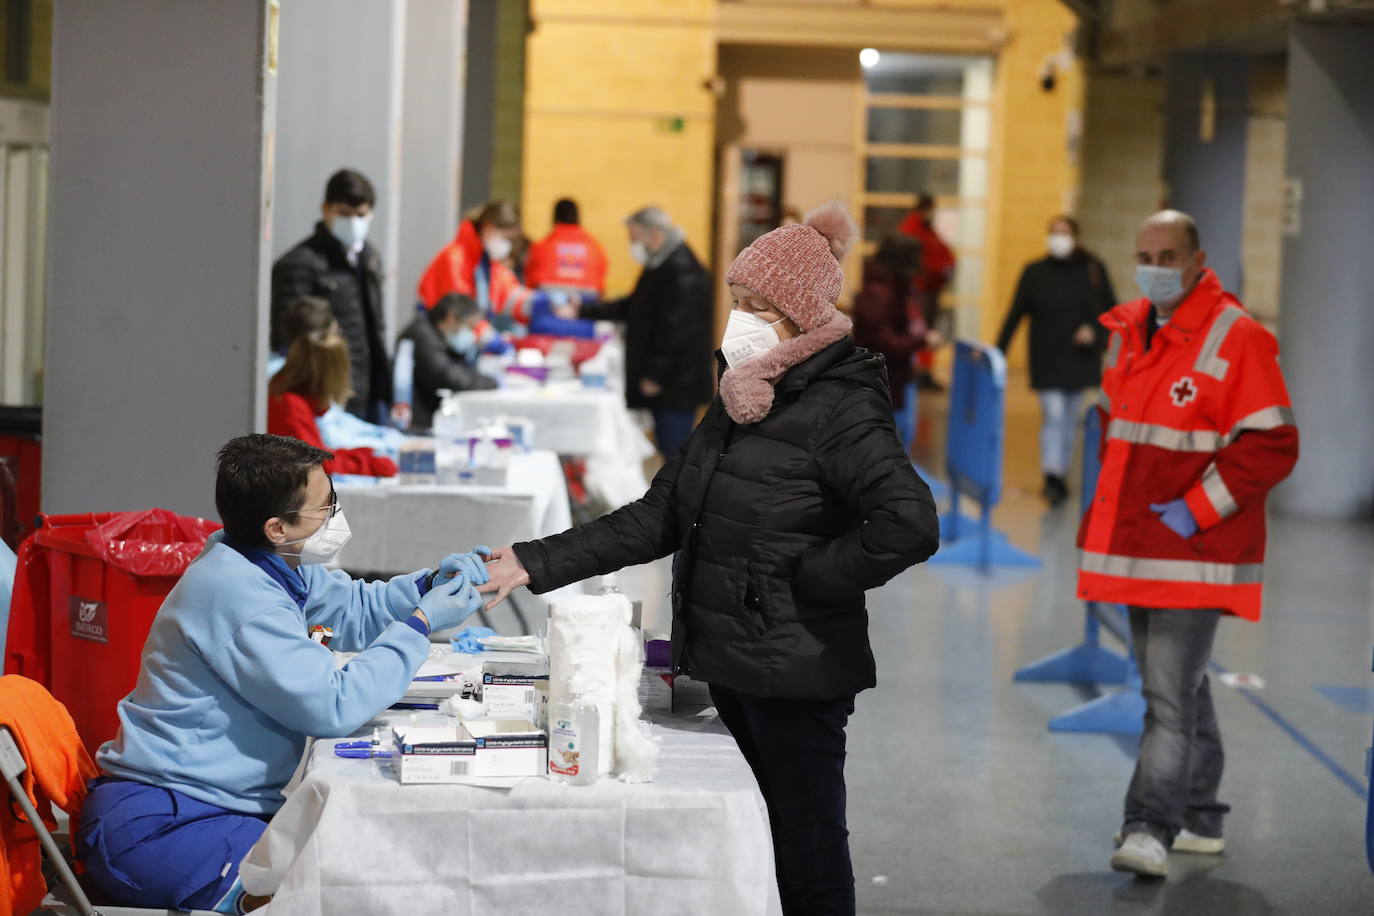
[1123,607,1231,845]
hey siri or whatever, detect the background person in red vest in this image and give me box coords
[525,198,608,301]
[897,192,955,391]
[1083,210,1298,879]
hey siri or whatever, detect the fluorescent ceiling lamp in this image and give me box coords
[860,48,880,69]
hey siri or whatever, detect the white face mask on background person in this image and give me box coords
[279,509,352,566]
[721,310,787,369]
[329,214,371,250]
[629,241,649,265]
[1135,264,1186,308]
[484,234,513,262]
[1047,233,1075,260]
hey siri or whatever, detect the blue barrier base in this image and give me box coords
[1014,643,1130,686]
[930,526,1041,568]
[937,510,982,537]
[1049,687,1145,734]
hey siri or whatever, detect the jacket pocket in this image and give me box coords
[739,560,768,637]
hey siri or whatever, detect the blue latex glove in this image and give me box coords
[434,548,492,588]
[1150,499,1199,539]
[451,626,499,654]
[416,575,484,633]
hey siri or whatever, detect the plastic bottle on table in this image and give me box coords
[548,693,599,786]
[432,390,465,485]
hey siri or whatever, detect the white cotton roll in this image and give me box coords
[548,593,634,776]
[614,624,659,783]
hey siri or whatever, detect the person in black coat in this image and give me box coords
[568,206,714,459]
[483,204,939,916]
[397,294,498,430]
[272,170,391,423]
[996,215,1117,505]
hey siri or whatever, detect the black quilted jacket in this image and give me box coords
[515,337,939,699]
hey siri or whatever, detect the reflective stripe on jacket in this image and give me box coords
[416,220,533,327]
[1076,269,1298,621]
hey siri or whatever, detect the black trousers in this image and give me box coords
[709,684,856,916]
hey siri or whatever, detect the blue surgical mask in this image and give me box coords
[448,327,477,356]
[329,214,371,249]
[1135,265,1185,308]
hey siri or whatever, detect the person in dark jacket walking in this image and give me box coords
[397,294,498,430]
[996,215,1117,505]
[565,206,713,459]
[852,236,943,450]
[272,170,392,423]
[481,203,940,916]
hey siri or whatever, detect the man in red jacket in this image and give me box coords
[897,192,955,389]
[525,198,608,300]
[1086,211,1298,878]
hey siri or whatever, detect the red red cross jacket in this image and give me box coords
[1076,269,1298,621]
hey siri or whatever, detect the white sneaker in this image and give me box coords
[1113,828,1225,854]
[1172,828,1225,854]
[1111,832,1169,877]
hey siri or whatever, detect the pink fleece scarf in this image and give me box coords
[719,312,853,425]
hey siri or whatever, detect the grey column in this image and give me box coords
[44,1,275,518]
[271,0,406,342]
[1273,23,1374,519]
[398,0,468,315]
[1163,52,1250,294]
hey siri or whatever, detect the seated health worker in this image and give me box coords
[77,434,489,911]
[268,323,398,477]
[397,292,498,430]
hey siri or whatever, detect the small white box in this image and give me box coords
[462,719,548,778]
[672,675,713,714]
[638,668,673,716]
[481,659,549,727]
[392,725,477,784]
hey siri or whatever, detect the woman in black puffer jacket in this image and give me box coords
[481,203,939,916]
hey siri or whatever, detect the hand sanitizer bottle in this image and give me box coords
[548,693,599,786]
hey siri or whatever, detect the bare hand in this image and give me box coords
[477,546,531,610]
[1074,324,1096,347]
[639,378,664,398]
[924,329,944,349]
[553,303,579,320]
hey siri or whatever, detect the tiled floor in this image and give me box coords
[841,379,1374,914]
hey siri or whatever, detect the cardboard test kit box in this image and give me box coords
[393,721,547,783]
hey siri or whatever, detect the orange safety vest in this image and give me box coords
[524,223,608,297]
[1076,269,1298,621]
[416,220,533,327]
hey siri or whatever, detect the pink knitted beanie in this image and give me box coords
[725,202,859,332]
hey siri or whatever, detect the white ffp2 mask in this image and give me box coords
[280,509,352,566]
[721,310,786,369]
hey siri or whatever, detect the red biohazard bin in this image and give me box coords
[5,509,220,755]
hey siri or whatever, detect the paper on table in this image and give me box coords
[414,660,465,679]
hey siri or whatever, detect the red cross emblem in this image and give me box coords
[1170,376,1198,407]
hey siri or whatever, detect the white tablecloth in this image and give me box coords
[241,714,782,916]
[450,387,652,508]
[333,449,571,574]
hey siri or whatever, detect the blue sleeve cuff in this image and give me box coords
[415,571,434,598]
[404,615,431,638]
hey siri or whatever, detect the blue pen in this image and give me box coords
[412,675,456,682]
[335,748,393,759]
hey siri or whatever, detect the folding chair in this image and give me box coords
[0,726,217,916]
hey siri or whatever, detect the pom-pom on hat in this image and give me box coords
[725,201,859,333]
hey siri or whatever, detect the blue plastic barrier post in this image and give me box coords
[1016,406,1145,733]
[1015,408,1130,685]
[929,341,1040,571]
[1368,646,1373,873]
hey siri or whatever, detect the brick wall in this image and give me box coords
[1077,69,1167,308]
